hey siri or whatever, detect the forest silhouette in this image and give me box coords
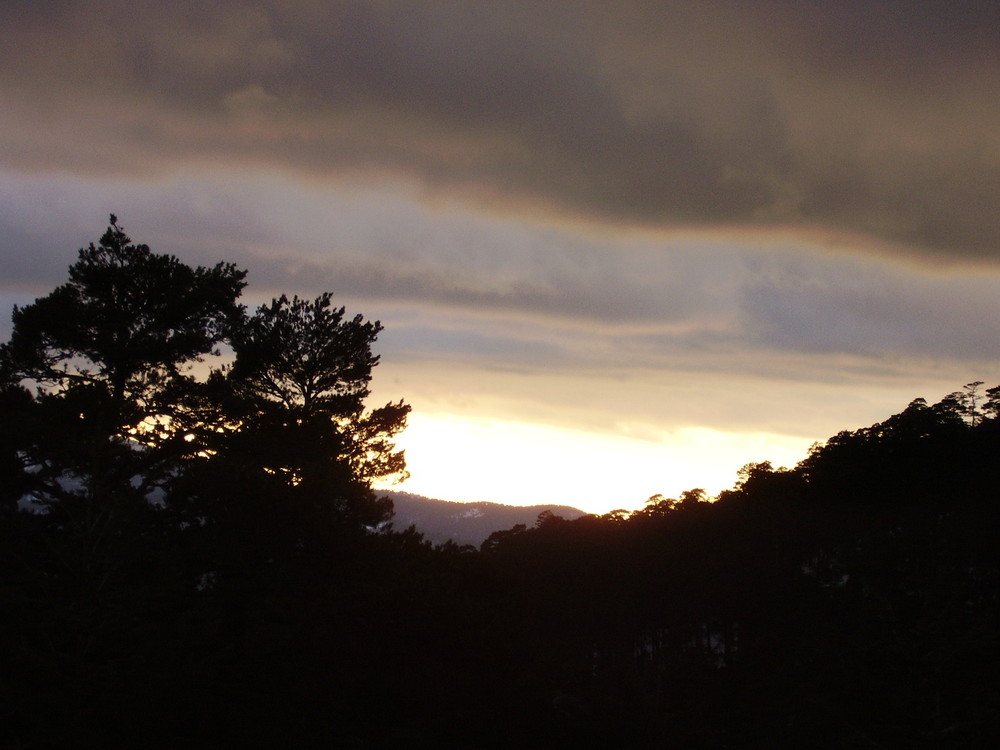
[3,219,1000,748]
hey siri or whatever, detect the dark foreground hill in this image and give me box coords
[383,490,586,546]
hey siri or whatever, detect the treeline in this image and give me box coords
[474,387,1000,747]
[3,220,1000,748]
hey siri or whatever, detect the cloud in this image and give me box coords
[2,165,996,493]
[5,2,1000,512]
[7,167,999,372]
[738,250,1000,361]
[2,1,999,260]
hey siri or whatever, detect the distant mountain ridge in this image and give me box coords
[382,491,586,547]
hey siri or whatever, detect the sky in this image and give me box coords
[2,1,1000,514]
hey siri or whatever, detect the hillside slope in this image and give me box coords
[383,491,586,546]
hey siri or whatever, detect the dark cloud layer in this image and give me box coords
[3,0,999,260]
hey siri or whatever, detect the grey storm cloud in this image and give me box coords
[6,162,1000,379]
[733,232,1000,368]
[3,0,1000,260]
[740,265,1000,363]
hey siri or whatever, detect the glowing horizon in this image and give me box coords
[377,412,817,516]
[5,2,1000,522]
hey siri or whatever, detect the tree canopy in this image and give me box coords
[0,215,408,538]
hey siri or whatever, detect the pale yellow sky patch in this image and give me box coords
[379,411,815,515]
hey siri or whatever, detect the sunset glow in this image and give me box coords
[385,413,819,515]
[3,1,1000,516]
[6,4,1000,743]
